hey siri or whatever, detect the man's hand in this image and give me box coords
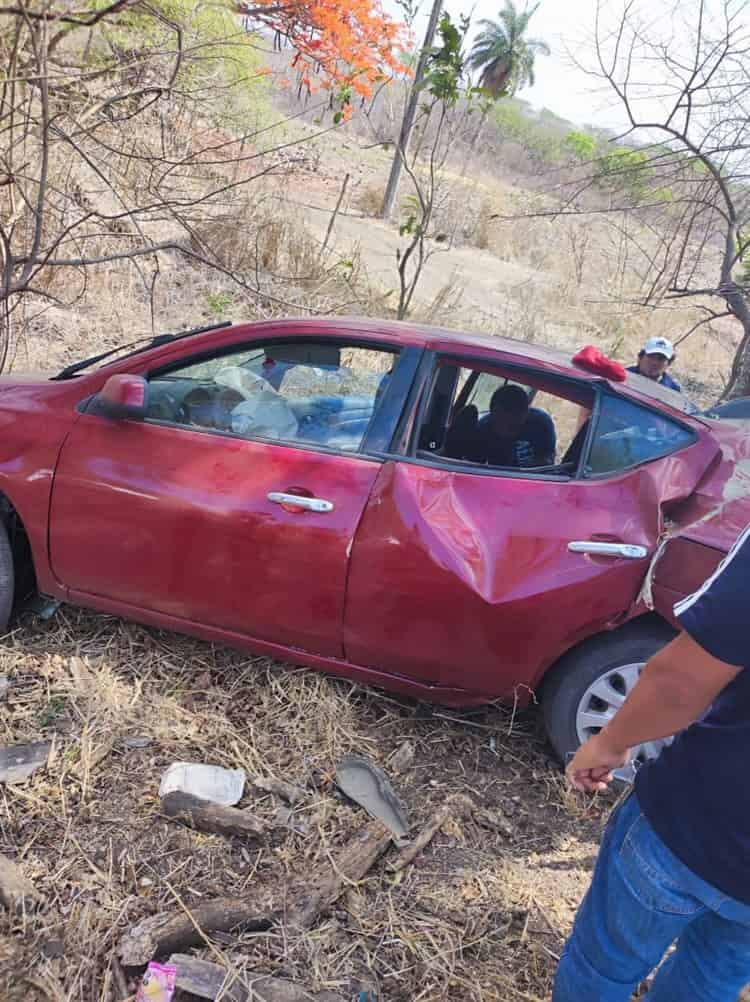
[565,632,741,794]
[567,732,631,792]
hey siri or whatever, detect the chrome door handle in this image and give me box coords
[568,541,648,559]
[267,492,334,513]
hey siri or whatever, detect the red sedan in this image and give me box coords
[0,317,747,771]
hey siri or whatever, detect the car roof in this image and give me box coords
[249,316,581,366]
[232,316,699,417]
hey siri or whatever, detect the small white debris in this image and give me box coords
[158,762,246,807]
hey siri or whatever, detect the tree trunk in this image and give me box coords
[719,223,750,399]
[723,322,750,399]
[381,0,443,219]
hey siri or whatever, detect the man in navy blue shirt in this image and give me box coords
[554,525,750,1001]
[471,385,556,467]
[628,336,681,391]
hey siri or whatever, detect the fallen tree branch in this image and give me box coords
[389,795,475,872]
[285,821,392,929]
[160,792,267,840]
[168,954,345,1002]
[119,821,391,966]
[120,899,272,967]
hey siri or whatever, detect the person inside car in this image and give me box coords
[471,384,556,468]
[629,337,681,391]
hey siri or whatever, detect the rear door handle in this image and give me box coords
[568,541,648,559]
[267,492,334,513]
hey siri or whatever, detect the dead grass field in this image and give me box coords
[0,604,616,1002]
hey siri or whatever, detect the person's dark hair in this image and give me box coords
[490,384,530,415]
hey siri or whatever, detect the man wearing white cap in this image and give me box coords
[628,337,681,391]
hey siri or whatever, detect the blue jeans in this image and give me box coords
[553,793,750,1002]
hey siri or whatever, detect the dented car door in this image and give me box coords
[343,384,719,703]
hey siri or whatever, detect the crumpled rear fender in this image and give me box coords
[634,423,750,623]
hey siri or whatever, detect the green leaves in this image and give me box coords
[564,131,597,161]
[565,131,653,202]
[399,195,420,237]
[422,12,468,105]
[468,0,549,98]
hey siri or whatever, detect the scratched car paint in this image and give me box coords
[0,318,747,767]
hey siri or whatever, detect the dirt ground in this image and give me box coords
[0,603,615,1002]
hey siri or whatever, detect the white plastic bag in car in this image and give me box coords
[215,366,298,440]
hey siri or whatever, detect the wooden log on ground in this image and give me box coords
[160,792,266,839]
[120,899,272,967]
[168,954,345,1002]
[286,821,391,929]
[119,820,390,966]
[0,854,40,914]
[389,794,474,872]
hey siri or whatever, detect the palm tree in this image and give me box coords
[460,2,548,173]
[469,1,550,99]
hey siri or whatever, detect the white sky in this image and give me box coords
[381,0,634,129]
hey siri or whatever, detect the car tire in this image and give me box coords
[0,521,13,631]
[542,618,675,773]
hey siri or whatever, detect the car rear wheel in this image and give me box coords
[0,521,13,631]
[542,619,675,782]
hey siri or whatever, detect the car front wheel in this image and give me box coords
[542,619,675,782]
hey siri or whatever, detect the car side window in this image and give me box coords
[586,394,695,475]
[146,341,397,453]
[416,359,594,475]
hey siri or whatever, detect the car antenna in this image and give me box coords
[52,320,233,381]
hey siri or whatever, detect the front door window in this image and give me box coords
[147,341,398,453]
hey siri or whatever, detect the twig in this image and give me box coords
[110,956,129,1001]
[389,795,474,872]
[320,172,350,255]
[119,820,391,965]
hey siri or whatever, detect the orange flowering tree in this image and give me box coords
[239,1,408,109]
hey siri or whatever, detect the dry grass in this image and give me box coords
[356,182,385,218]
[410,273,466,327]
[0,605,611,1001]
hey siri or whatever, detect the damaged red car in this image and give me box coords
[0,318,747,771]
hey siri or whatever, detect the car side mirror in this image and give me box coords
[97,374,148,421]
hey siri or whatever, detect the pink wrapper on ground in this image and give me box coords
[136,961,177,1002]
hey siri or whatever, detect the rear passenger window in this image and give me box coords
[147,341,397,452]
[415,359,594,475]
[587,395,695,475]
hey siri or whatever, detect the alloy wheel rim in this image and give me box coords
[575,662,672,782]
